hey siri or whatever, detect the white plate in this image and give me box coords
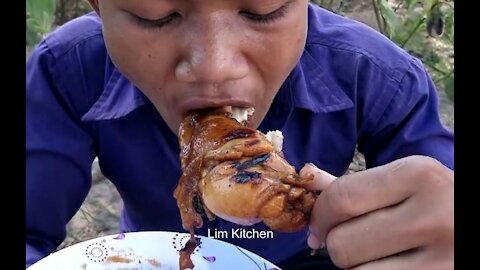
[28,231,281,270]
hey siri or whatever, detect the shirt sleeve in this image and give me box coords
[26,41,96,267]
[357,57,454,171]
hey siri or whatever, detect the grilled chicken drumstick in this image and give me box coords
[173,107,318,235]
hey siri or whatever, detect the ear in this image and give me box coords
[87,0,100,15]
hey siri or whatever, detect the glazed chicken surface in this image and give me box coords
[173,107,318,235]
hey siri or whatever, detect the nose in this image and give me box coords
[175,16,249,84]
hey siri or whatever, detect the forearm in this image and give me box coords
[26,153,93,266]
[26,39,97,266]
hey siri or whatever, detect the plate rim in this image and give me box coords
[28,230,282,270]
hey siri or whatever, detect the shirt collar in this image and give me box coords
[291,46,354,113]
[81,66,146,121]
[81,47,353,122]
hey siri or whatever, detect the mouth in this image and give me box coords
[179,98,255,119]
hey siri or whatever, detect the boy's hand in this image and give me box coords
[300,156,453,270]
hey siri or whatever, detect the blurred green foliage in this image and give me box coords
[27,0,453,101]
[54,0,92,27]
[26,0,92,46]
[313,0,454,101]
[26,0,56,46]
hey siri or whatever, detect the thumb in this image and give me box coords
[299,163,337,192]
[300,163,336,250]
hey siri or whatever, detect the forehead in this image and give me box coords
[116,0,284,6]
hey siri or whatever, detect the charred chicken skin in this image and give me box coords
[173,108,318,235]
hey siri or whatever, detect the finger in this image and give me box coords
[310,157,417,244]
[299,163,336,249]
[307,231,324,250]
[325,200,430,269]
[348,249,421,270]
[348,247,451,270]
[299,163,337,192]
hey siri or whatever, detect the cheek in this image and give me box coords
[255,17,307,91]
[234,6,307,126]
[282,10,308,68]
[101,16,175,97]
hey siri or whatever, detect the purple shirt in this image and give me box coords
[26,4,454,267]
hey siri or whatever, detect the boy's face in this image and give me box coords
[89,0,308,133]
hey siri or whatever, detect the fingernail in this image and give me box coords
[307,231,322,249]
[300,164,315,177]
[307,163,320,172]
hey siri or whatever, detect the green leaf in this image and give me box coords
[425,0,440,12]
[446,11,454,43]
[26,0,56,21]
[26,0,56,46]
[40,11,55,33]
[26,24,41,46]
[377,0,400,39]
[443,75,454,102]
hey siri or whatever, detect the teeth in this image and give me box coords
[221,106,233,113]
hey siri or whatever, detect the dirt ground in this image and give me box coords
[26,0,454,251]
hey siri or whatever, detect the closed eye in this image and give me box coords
[131,12,181,30]
[239,1,292,24]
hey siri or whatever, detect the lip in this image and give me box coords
[179,98,255,118]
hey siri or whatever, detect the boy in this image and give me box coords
[26,1,454,269]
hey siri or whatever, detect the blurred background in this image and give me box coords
[26,0,454,250]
